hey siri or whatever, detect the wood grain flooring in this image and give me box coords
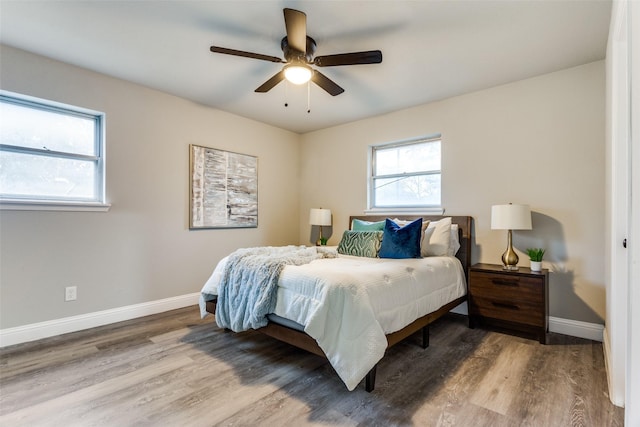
[0,306,623,426]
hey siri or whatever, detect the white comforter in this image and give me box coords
[199,251,466,391]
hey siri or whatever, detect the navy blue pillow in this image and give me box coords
[379,218,423,259]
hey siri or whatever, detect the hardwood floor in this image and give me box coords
[0,306,623,426]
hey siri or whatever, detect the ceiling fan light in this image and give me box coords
[284,64,312,85]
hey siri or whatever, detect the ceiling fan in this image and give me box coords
[210,8,383,96]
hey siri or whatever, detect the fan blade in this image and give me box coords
[314,50,382,67]
[255,70,285,93]
[283,8,307,53]
[312,71,344,96]
[210,46,284,63]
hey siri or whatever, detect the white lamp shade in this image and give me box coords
[491,204,532,230]
[284,64,312,85]
[309,208,332,226]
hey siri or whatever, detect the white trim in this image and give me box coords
[368,136,442,211]
[0,293,200,348]
[604,327,625,407]
[0,295,606,348]
[0,90,107,207]
[627,1,640,425]
[549,316,604,342]
[448,307,605,343]
[0,200,111,212]
[363,207,445,216]
[605,0,633,411]
[428,304,605,342]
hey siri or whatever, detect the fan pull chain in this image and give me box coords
[307,81,311,113]
[284,81,289,107]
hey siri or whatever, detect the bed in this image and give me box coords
[200,215,473,392]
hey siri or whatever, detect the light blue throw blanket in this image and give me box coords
[215,245,334,331]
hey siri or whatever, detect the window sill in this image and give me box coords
[0,200,111,212]
[364,207,445,215]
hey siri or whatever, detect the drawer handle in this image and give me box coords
[491,301,519,310]
[491,278,519,287]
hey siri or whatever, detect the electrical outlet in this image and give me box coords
[65,286,77,301]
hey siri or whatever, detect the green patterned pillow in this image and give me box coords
[337,230,383,258]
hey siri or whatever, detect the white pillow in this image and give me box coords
[422,217,452,257]
[449,224,461,256]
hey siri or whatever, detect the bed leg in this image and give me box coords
[365,365,377,392]
[422,325,430,349]
[468,314,475,329]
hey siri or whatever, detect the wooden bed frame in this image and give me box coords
[206,215,473,392]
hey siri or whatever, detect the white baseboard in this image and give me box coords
[0,292,200,348]
[549,316,604,342]
[450,303,603,342]
[0,297,604,348]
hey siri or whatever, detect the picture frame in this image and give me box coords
[189,144,258,229]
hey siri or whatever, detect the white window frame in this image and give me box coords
[366,135,443,215]
[0,91,109,212]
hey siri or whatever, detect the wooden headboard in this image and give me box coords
[348,215,473,280]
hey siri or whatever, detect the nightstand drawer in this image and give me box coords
[471,295,544,327]
[469,271,543,303]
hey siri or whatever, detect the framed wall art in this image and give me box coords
[189,144,258,229]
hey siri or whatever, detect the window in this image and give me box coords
[369,136,441,209]
[0,91,106,209]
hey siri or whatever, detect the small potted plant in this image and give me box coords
[526,248,545,272]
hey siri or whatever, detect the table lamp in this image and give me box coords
[491,204,532,270]
[309,208,332,246]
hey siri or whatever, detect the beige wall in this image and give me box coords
[0,44,606,329]
[0,46,301,329]
[299,61,606,324]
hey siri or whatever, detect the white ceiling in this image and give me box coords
[0,0,611,134]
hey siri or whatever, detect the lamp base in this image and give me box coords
[500,229,520,271]
[315,226,326,246]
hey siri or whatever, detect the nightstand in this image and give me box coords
[468,263,549,344]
